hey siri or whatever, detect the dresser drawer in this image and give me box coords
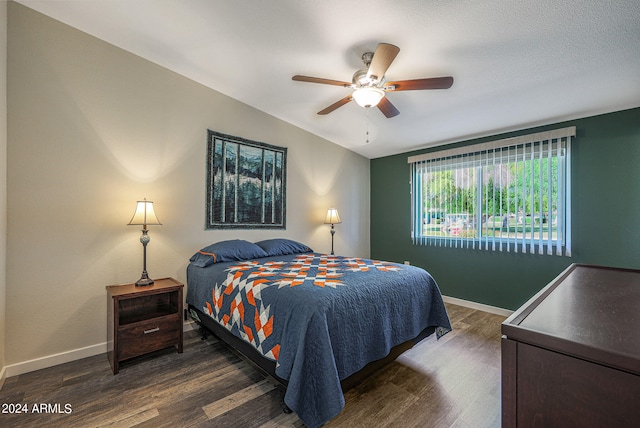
[118,314,181,361]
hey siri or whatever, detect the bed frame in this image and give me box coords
[188,304,436,396]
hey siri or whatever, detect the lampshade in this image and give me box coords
[351,87,385,108]
[128,199,162,226]
[324,208,342,225]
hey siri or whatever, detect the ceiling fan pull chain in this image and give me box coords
[365,108,370,144]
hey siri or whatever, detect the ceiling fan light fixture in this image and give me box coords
[352,87,385,108]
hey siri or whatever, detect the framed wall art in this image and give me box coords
[206,130,287,229]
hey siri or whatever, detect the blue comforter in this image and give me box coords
[186,253,451,427]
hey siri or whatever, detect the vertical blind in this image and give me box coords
[409,127,575,256]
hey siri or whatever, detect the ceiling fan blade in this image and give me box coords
[366,43,400,83]
[387,76,454,91]
[317,95,353,115]
[292,75,351,87]
[377,96,400,118]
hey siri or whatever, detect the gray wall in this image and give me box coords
[5,3,369,370]
[0,0,8,383]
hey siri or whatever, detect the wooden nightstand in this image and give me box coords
[107,277,184,374]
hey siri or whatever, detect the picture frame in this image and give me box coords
[206,130,287,229]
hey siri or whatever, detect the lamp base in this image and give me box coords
[135,273,155,286]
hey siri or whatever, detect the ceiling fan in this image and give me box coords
[292,43,453,118]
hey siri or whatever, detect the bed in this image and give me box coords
[186,239,451,428]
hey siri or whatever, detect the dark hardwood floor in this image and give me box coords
[0,303,505,427]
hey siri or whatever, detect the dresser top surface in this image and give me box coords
[503,264,640,370]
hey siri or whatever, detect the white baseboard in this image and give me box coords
[4,342,107,378]
[442,295,513,317]
[0,365,6,390]
[183,319,197,332]
[4,321,197,378]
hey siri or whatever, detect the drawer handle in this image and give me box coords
[144,327,160,334]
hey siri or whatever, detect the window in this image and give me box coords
[409,127,574,256]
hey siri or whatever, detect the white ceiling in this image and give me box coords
[17,0,640,159]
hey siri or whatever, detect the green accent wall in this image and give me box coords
[371,107,640,310]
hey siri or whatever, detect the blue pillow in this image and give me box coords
[190,239,268,267]
[255,239,313,257]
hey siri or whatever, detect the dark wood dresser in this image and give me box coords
[502,264,640,427]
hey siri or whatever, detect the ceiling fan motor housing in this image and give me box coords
[352,68,369,86]
[353,51,381,86]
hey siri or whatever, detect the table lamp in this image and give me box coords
[128,198,162,286]
[324,207,342,255]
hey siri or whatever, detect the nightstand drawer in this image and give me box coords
[118,314,181,361]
